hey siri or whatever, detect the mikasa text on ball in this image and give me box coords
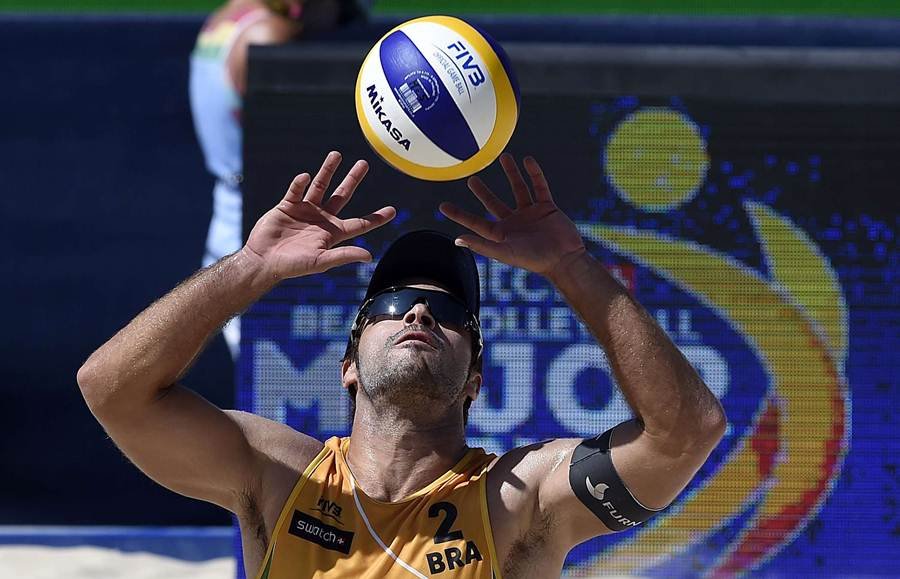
[356,15,520,181]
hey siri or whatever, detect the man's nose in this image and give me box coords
[403,302,436,329]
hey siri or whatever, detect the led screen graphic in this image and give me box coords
[239,95,897,576]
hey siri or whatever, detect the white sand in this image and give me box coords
[0,545,235,579]
[0,545,645,578]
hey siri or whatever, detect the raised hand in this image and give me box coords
[439,154,585,278]
[244,151,396,281]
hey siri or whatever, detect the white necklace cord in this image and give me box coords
[348,470,429,579]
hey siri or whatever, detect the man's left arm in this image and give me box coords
[540,248,726,545]
[440,154,726,550]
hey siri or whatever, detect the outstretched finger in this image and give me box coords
[279,173,311,209]
[499,153,533,208]
[467,176,512,219]
[323,160,369,216]
[523,156,553,203]
[439,202,501,242]
[337,206,397,241]
[304,151,342,206]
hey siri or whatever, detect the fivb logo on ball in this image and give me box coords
[356,16,520,181]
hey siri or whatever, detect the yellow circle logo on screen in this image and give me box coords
[576,103,850,574]
[605,107,709,212]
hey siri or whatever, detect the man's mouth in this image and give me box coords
[395,330,437,348]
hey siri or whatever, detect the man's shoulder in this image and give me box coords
[227,411,326,533]
[483,437,579,518]
[485,438,579,479]
[226,410,325,471]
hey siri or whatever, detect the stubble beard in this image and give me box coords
[356,329,468,417]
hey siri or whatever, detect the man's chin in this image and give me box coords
[388,359,437,385]
[360,350,457,402]
[369,367,446,399]
[387,346,438,368]
[366,383,450,412]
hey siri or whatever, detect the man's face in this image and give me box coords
[349,283,479,415]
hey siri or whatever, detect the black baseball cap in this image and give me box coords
[343,230,481,360]
[363,230,480,315]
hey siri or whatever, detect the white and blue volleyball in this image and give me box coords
[355,15,520,181]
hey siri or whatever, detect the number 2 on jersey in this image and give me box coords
[429,502,464,543]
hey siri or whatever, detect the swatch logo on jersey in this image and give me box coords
[573,107,851,576]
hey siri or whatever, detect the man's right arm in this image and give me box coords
[77,248,301,511]
[77,152,395,512]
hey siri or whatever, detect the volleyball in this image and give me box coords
[355,15,520,181]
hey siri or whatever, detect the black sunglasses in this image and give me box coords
[350,287,483,358]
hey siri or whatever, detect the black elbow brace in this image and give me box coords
[569,427,663,531]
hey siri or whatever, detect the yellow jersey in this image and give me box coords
[255,436,502,579]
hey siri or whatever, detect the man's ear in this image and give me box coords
[341,357,358,393]
[464,369,482,403]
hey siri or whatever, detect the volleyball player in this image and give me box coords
[78,151,726,578]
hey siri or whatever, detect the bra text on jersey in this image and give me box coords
[426,541,483,575]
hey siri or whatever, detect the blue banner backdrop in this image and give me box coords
[239,94,898,576]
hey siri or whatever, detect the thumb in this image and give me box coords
[455,235,507,261]
[314,246,373,272]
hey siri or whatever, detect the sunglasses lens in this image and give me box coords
[366,288,469,329]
